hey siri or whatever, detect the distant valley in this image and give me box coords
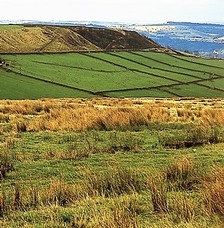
[112,22,224,59]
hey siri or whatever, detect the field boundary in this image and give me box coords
[82,53,185,84]
[131,52,224,77]
[98,76,224,94]
[2,67,103,96]
[171,54,224,70]
[82,52,224,93]
[0,48,156,55]
[108,52,207,80]
[33,61,125,73]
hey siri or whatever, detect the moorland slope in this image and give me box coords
[0,25,159,53]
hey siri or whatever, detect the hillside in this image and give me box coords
[72,26,160,50]
[0,24,223,99]
[0,25,159,53]
[0,51,224,99]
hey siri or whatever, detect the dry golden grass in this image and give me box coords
[148,174,168,213]
[39,180,84,206]
[164,157,201,191]
[46,148,91,161]
[0,98,223,133]
[203,167,224,215]
[171,194,196,223]
[0,26,99,53]
[85,166,143,197]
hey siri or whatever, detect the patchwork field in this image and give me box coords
[0,98,224,227]
[1,51,224,99]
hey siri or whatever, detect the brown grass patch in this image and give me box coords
[0,98,223,132]
[0,150,15,180]
[40,180,83,206]
[171,194,196,223]
[148,175,168,213]
[164,157,201,191]
[85,166,144,197]
[203,167,224,215]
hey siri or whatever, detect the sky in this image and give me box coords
[0,0,223,24]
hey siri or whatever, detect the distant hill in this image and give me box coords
[0,25,159,53]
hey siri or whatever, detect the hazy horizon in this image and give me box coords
[0,0,224,25]
[0,19,224,26]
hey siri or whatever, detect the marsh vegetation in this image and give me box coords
[0,98,224,227]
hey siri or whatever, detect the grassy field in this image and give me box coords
[0,25,23,31]
[1,98,224,227]
[0,68,93,99]
[1,51,224,99]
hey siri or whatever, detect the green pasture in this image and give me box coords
[117,51,213,79]
[0,51,224,99]
[88,52,200,83]
[106,89,173,98]
[4,53,124,72]
[169,83,224,97]
[172,54,224,69]
[0,25,23,31]
[139,51,224,75]
[7,60,171,92]
[0,68,92,99]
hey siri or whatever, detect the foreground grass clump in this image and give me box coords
[170,194,197,223]
[148,174,169,213]
[0,150,14,179]
[164,157,202,191]
[148,158,203,216]
[203,167,224,215]
[85,166,144,197]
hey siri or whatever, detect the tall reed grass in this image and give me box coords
[0,98,223,132]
